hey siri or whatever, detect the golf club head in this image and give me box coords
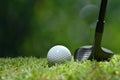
[74,46,92,61]
[74,45,114,61]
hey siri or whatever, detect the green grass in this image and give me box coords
[0,55,120,80]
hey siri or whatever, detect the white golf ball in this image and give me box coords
[47,45,72,64]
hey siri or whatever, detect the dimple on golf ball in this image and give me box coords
[47,45,72,64]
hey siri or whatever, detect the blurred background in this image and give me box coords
[0,0,120,57]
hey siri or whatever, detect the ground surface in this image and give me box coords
[0,55,120,80]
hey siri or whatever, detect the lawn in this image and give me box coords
[0,55,120,80]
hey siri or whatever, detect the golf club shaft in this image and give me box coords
[93,0,108,48]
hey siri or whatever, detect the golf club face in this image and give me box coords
[74,45,92,61]
[74,45,114,61]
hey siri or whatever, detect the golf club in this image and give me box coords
[74,0,114,61]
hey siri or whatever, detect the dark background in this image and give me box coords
[0,0,120,57]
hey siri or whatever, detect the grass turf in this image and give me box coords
[0,55,120,80]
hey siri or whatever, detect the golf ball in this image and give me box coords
[47,45,72,64]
